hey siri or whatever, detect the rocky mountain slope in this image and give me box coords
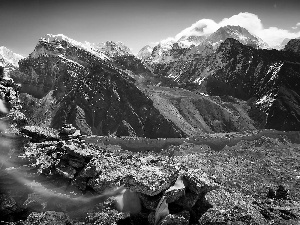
[91,41,133,58]
[196,39,300,131]
[138,35,300,132]
[284,38,300,54]
[12,34,267,137]
[144,86,260,135]
[12,34,184,138]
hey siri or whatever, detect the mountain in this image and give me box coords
[137,34,300,131]
[138,25,268,64]
[11,31,300,136]
[136,36,207,64]
[178,35,207,46]
[13,34,185,138]
[144,86,260,135]
[138,25,269,80]
[179,38,300,131]
[150,42,190,64]
[284,38,300,54]
[137,39,196,64]
[274,38,292,50]
[205,25,268,49]
[0,46,24,76]
[136,45,153,60]
[91,41,133,58]
[10,34,266,136]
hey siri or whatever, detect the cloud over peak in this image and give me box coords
[162,12,300,48]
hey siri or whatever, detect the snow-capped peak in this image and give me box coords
[92,41,133,58]
[136,45,153,60]
[0,46,24,68]
[39,34,110,60]
[207,25,269,49]
[177,35,207,47]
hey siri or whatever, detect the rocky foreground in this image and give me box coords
[1,124,300,225]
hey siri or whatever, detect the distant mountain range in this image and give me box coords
[1,25,300,137]
[0,46,23,77]
[137,25,268,64]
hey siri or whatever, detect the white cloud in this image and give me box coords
[218,12,263,34]
[257,27,300,46]
[292,22,300,29]
[160,12,300,48]
[174,19,219,40]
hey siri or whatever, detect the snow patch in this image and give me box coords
[267,62,284,82]
[167,73,180,80]
[256,94,276,110]
[193,76,205,85]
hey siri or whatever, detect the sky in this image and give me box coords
[0,0,299,56]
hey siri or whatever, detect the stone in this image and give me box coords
[21,126,59,142]
[160,211,190,225]
[164,176,186,204]
[23,211,70,225]
[138,192,163,211]
[183,169,218,195]
[175,189,199,209]
[124,165,179,196]
[62,143,94,158]
[275,185,289,200]
[71,177,88,191]
[85,208,126,225]
[59,123,77,136]
[55,161,77,179]
[67,156,85,168]
[79,163,99,178]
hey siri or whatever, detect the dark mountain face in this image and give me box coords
[150,38,300,131]
[11,34,264,137]
[13,35,185,138]
[284,39,300,54]
[201,39,300,98]
[50,64,184,138]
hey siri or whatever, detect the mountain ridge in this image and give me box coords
[4,31,300,136]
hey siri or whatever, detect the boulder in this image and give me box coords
[21,126,59,142]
